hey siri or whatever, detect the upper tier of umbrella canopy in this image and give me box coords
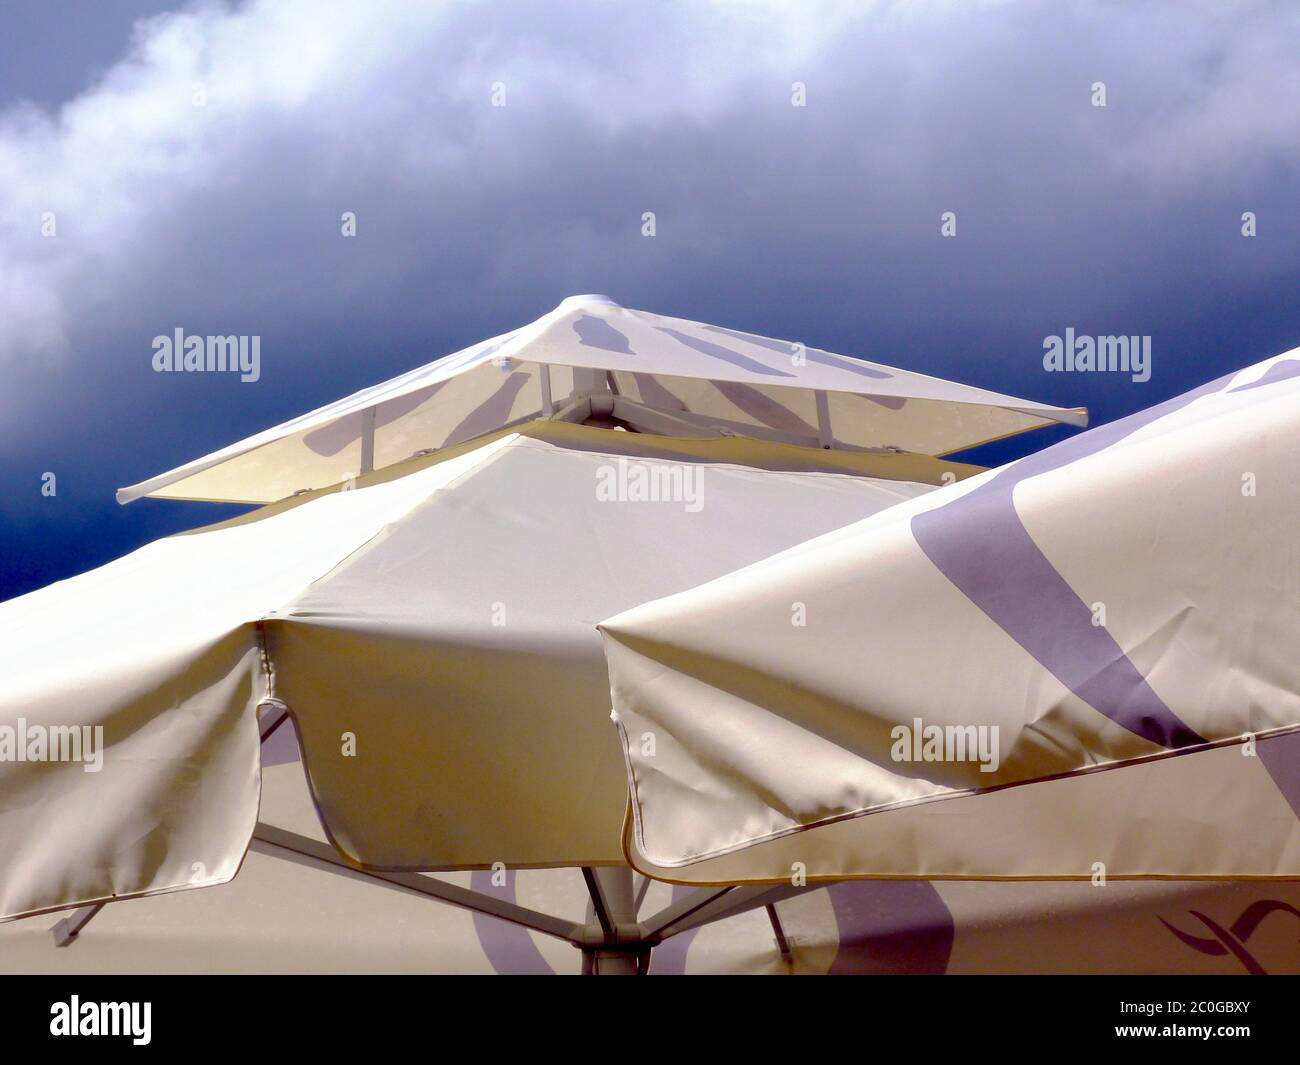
[117,294,1086,504]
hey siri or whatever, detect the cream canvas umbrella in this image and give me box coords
[0,296,1082,971]
[599,348,1300,888]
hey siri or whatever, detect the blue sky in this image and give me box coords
[1,0,1297,602]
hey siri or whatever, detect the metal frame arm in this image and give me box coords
[641,882,812,940]
[251,822,585,944]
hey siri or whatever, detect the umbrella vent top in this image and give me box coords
[556,293,618,310]
[117,295,1085,505]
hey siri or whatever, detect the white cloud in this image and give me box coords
[0,0,1294,384]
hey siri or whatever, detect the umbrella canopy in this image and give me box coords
[115,294,1085,505]
[4,745,1294,973]
[0,419,980,922]
[599,348,1300,882]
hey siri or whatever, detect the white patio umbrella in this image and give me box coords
[599,349,1300,888]
[0,296,1083,971]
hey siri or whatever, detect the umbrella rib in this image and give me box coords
[633,873,652,914]
[766,903,793,963]
[642,882,813,940]
[581,867,616,938]
[639,885,737,938]
[251,823,585,944]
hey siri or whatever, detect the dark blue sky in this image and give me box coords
[1,0,1297,602]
